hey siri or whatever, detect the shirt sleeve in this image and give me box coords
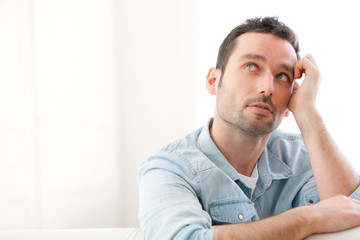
[138,151,214,240]
[293,175,320,207]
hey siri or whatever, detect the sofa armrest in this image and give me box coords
[2,226,360,239]
[305,226,360,240]
[0,228,142,240]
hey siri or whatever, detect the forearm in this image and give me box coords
[214,206,314,240]
[294,106,359,199]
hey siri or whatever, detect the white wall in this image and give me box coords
[0,0,196,229]
[115,0,196,227]
[0,0,37,229]
[0,0,122,229]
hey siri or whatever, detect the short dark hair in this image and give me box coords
[216,17,300,84]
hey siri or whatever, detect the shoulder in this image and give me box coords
[266,130,311,174]
[267,130,305,149]
[139,127,216,179]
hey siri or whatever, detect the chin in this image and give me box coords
[235,120,275,137]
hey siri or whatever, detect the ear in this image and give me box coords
[284,110,290,118]
[206,67,221,95]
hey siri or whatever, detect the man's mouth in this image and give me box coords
[247,103,273,115]
[256,105,270,110]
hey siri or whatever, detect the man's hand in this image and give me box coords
[311,195,360,234]
[214,195,360,240]
[288,54,321,118]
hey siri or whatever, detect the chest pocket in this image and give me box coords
[209,198,256,225]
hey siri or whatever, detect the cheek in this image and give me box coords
[281,95,292,110]
[216,83,249,114]
[275,90,292,111]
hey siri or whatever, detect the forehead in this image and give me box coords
[230,32,298,65]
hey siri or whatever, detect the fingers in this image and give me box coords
[294,54,319,80]
[288,54,321,116]
[304,54,318,66]
[318,195,360,210]
[311,195,360,233]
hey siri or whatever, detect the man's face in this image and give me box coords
[209,32,298,136]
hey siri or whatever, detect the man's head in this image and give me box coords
[206,17,299,137]
[216,17,299,86]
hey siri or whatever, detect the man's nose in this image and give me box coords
[257,72,274,96]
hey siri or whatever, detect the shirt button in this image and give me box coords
[251,202,255,206]
[238,214,243,220]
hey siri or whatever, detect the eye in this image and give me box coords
[276,73,290,83]
[244,63,258,71]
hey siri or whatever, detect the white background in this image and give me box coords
[0,0,359,229]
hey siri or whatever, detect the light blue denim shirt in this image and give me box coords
[138,119,360,240]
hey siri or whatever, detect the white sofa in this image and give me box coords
[0,228,142,240]
[1,226,360,239]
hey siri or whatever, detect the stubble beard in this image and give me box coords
[226,111,276,137]
[221,95,279,137]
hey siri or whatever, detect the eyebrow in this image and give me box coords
[279,63,294,76]
[239,53,294,76]
[239,54,266,62]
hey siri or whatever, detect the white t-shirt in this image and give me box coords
[239,163,259,194]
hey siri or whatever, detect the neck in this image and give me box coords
[210,117,270,176]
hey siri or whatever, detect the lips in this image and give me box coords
[247,102,273,115]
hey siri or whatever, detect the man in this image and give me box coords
[138,17,360,239]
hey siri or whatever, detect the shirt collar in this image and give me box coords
[259,147,293,180]
[196,118,293,183]
[197,118,241,182]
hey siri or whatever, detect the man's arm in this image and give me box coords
[288,54,360,199]
[214,195,360,240]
